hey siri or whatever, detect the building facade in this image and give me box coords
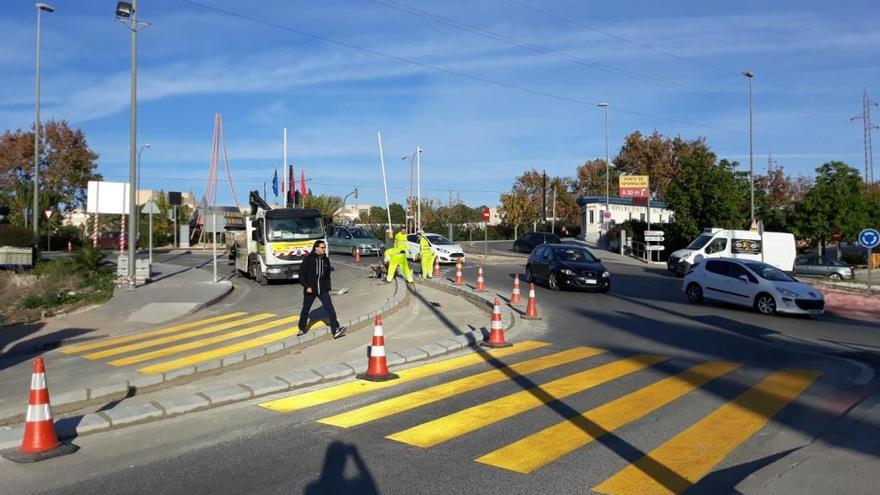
[577,196,674,242]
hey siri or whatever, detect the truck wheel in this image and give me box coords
[259,273,269,286]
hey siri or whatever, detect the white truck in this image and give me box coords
[667,228,796,277]
[227,191,326,285]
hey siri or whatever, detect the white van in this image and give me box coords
[667,228,796,277]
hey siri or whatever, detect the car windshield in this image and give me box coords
[687,235,713,250]
[552,247,597,263]
[426,235,452,245]
[267,217,324,241]
[349,229,374,239]
[743,262,795,282]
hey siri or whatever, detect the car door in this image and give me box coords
[702,260,733,303]
[726,262,758,306]
[530,246,547,279]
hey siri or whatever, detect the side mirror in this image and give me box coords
[251,230,259,241]
[594,258,602,262]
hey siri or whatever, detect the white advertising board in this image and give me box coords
[87,181,130,214]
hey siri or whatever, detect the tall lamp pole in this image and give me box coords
[743,71,755,224]
[116,1,149,288]
[598,102,610,240]
[33,3,55,239]
[137,143,150,261]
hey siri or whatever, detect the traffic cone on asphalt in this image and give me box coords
[454,260,464,285]
[433,258,441,278]
[510,274,523,305]
[522,282,542,320]
[2,358,78,463]
[66,241,72,253]
[474,265,487,292]
[354,248,361,264]
[357,315,399,382]
[481,298,512,348]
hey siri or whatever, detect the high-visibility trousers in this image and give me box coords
[387,252,413,283]
[420,250,434,278]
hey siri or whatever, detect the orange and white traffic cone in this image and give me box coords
[66,241,72,253]
[510,274,523,305]
[433,257,441,278]
[454,260,464,285]
[357,315,399,382]
[522,282,542,320]
[354,247,361,264]
[474,265,487,292]
[481,298,512,348]
[2,358,78,463]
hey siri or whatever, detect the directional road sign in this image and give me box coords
[645,230,664,236]
[645,235,664,242]
[646,245,665,251]
[859,228,880,249]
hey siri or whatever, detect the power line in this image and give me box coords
[177,0,746,135]
[505,0,731,75]
[369,0,724,100]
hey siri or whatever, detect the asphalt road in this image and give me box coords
[4,248,879,494]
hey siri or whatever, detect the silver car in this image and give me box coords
[327,226,383,257]
[794,255,854,280]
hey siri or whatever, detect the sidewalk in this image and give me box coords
[564,238,647,266]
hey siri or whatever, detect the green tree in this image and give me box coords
[791,161,869,252]
[499,190,533,239]
[389,202,406,225]
[614,131,679,199]
[303,194,343,224]
[575,159,619,197]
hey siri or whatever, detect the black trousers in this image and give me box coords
[299,291,340,332]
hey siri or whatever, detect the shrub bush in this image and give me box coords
[0,224,36,247]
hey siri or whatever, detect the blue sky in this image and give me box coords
[2,0,878,209]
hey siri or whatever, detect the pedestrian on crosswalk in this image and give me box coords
[298,240,345,339]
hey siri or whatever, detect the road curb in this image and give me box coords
[0,278,410,428]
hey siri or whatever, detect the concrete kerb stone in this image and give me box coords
[198,385,252,406]
[313,364,355,381]
[419,343,447,358]
[397,347,429,363]
[275,370,321,388]
[88,381,131,401]
[240,378,289,396]
[152,394,211,417]
[55,412,111,437]
[102,402,164,427]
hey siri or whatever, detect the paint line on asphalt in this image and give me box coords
[319,346,606,428]
[60,312,249,354]
[387,354,669,448]
[476,361,740,474]
[258,341,550,413]
[593,368,822,495]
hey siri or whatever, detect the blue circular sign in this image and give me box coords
[859,228,880,249]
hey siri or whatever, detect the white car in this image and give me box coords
[406,233,465,264]
[682,257,824,316]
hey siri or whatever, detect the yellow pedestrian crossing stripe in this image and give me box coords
[593,368,821,495]
[260,344,821,490]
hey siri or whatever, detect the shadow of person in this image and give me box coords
[304,441,380,495]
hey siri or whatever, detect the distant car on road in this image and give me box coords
[97,231,139,250]
[512,232,561,253]
[406,233,465,264]
[794,255,854,280]
[327,226,383,257]
[683,257,824,316]
[525,244,610,292]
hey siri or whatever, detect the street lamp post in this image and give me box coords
[743,71,755,225]
[416,147,422,232]
[116,1,148,288]
[598,102,610,242]
[138,143,150,262]
[33,3,55,239]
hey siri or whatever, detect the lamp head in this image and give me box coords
[36,3,55,13]
[597,102,608,108]
[115,1,133,19]
[742,71,754,78]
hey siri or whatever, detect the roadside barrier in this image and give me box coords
[522,282,542,320]
[357,315,399,382]
[481,298,512,348]
[474,265,487,292]
[2,358,79,463]
[510,274,522,305]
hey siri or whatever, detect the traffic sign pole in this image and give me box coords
[858,228,880,292]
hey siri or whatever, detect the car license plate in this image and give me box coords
[808,309,822,315]
[585,279,597,285]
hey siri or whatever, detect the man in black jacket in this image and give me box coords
[298,240,345,338]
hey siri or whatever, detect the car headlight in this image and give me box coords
[561,268,576,276]
[602,271,610,278]
[776,287,800,298]
[436,248,449,254]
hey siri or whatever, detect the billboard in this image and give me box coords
[87,181,130,214]
[619,175,649,199]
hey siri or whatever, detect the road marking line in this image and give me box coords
[593,368,822,495]
[81,314,275,360]
[386,354,669,448]
[258,341,550,413]
[60,312,249,354]
[137,319,326,374]
[475,361,740,474]
[319,346,606,428]
[105,315,299,367]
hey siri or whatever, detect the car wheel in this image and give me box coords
[685,283,703,303]
[754,293,777,315]
[828,272,843,281]
[548,272,560,291]
[525,266,534,284]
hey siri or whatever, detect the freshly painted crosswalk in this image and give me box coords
[60,311,325,375]
[259,342,822,492]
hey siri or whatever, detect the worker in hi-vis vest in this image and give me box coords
[386,229,414,283]
[418,232,435,279]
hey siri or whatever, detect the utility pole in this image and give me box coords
[743,71,755,224]
[851,89,878,184]
[542,170,547,231]
[551,185,557,234]
[33,3,54,239]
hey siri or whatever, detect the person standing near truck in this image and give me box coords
[298,240,345,339]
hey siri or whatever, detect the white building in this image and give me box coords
[578,195,674,242]
[338,203,373,224]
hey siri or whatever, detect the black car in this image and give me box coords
[526,244,610,292]
[512,232,561,253]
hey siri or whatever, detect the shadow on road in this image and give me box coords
[303,441,380,495]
